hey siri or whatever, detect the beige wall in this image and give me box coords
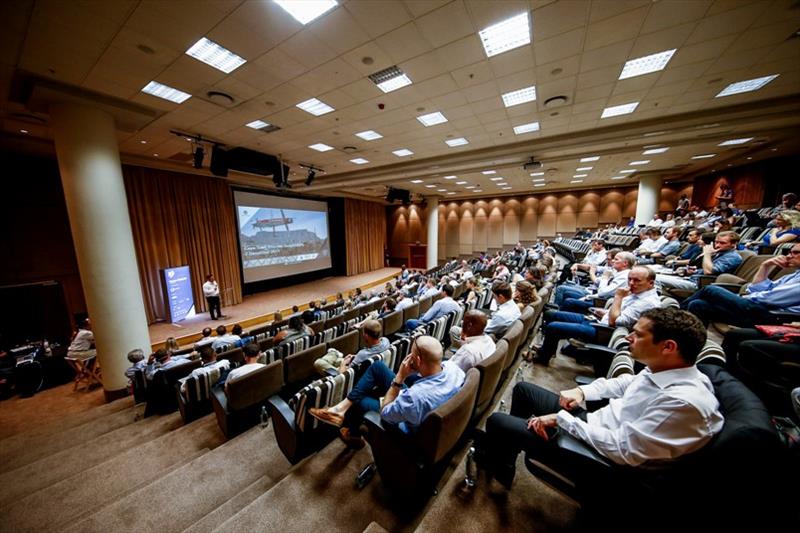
[388,183,692,261]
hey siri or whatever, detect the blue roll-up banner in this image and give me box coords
[163,265,196,323]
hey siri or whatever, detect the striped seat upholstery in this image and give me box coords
[605,339,727,380]
[289,367,358,432]
[179,360,230,404]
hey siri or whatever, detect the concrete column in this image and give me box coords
[635,175,663,225]
[426,197,439,269]
[50,104,151,399]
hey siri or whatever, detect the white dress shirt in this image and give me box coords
[594,268,630,299]
[203,280,219,298]
[600,288,661,327]
[395,297,414,311]
[225,362,265,385]
[485,300,521,335]
[556,366,724,466]
[583,249,606,267]
[69,329,94,352]
[450,334,496,372]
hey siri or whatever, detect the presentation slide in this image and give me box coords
[233,190,331,284]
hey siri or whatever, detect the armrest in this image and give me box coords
[266,395,296,431]
[555,432,613,468]
[211,385,228,414]
[574,375,595,386]
[591,297,609,307]
[591,325,616,345]
[324,368,339,378]
[768,310,800,324]
[696,275,717,288]
[711,282,743,294]
[363,410,385,432]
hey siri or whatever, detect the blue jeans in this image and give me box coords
[538,310,597,363]
[561,298,593,313]
[345,361,414,435]
[682,285,771,327]
[554,284,588,307]
[405,318,424,332]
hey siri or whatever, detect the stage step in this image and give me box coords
[0,402,138,474]
[67,424,292,533]
[0,411,182,502]
[0,415,223,533]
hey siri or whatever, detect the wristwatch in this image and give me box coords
[390,380,403,388]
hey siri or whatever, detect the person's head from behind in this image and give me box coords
[361,319,383,346]
[216,325,226,336]
[461,310,488,339]
[154,348,170,363]
[409,335,444,376]
[441,283,454,298]
[491,281,512,304]
[231,324,243,336]
[289,315,304,332]
[200,345,216,364]
[201,327,212,338]
[301,310,316,325]
[77,317,91,330]
[127,348,144,365]
[292,305,299,313]
[514,280,534,304]
[273,311,283,322]
[627,308,706,370]
[714,230,739,252]
[243,343,260,363]
[165,337,179,353]
[309,300,317,310]
[628,266,655,295]
[686,229,701,244]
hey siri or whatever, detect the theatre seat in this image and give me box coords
[381,309,403,336]
[364,368,479,497]
[143,359,202,416]
[327,329,359,356]
[473,340,508,421]
[176,360,230,423]
[402,302,420,322]
[500,320,524,372]
[212,359,283,438]
[418,296,433,315]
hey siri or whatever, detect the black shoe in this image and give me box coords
[492,464,516,490]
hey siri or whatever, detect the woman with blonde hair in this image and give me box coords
[750,210,800,248]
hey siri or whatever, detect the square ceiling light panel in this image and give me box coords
[309,143,334,152]
[479,12,531,58]
[445,138,469,147]
[368,65,413,93]
[502,86,536,107]
[185,37,246,73]
[355,130,383,141]
[275,0,338,24]
[619,49,676,80]
[141,81,191,103]
[601,102,639,118]
[297,98,335,116]
[393,149,414,157]
[513,121,540,134]
[417,112,448,126]
[716,75,779,98]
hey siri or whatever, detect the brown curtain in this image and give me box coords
[344,198,386,275]
[123,166,242,324]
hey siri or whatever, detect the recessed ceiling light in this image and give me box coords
[447,192,456,195]
[570,180,583,184]
[309,143,334,152]
[691,154,717,159]
[437,189,447,192]
[275,0,337,24]
[445,137,468,147]
[496,182,508,186]
[465,185,476,189]
[478,12,531,58]
[532,178,545,182]
[502,86,537,107]
[490,177,504,181]
[474,189,483,193]
[530,171,544,176]
[643,147,669,155]
[350,158,369,165]
[185,37,246,73]
[719,138,753,146]
[153,153,159,157]
[573,174,588,178]
[513,121,540,134]
[629,160,650,165]
[716,75,779,98]
[601,102,639,118]
[534,183,546,187]
[643,130,669,137]
[619,49,676,80]
[444,175,457,180]
[620,169,637,173]
[139,140,147,144]
[456,181,467,185]
[368,65,413,93]
[575,166,592,171]
[580,156,600,162]
[501,186,512,190]
[611,176,626,180]
[20,129,29,134]
[296,97,334,116]
[246,119,271,130]
[393,148,413,157]
[425,185,436,188]
[482,170,496,175]
[410,179,424,183]
[417,111,448,127]
[141,81,191,103]
[355,130,383,141]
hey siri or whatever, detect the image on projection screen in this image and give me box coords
[233,191,331,284]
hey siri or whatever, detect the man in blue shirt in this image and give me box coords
[682,243,800,326]
[656,231,743,292]
[405,283,461,331]
[308,336,465,448]
[667,229,704,267]
[638,227,682,265]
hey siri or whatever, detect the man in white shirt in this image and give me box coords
[203,274,223,320]
[67,317,96,361]
[484,281,521,336]
[635,229,667,255]
[225,343,265,391]
[211,325,241,351]
[554,251,634,309]
[395,293,414,311]
[449,310,497,371]
[483,307,723,488]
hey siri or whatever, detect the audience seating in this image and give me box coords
[472,340,508,421]
[212,359,284,438]
[144,359,202,417]
[176,360,230,423]
[381,310,403,337]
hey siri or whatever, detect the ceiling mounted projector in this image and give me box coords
[523,157,542,170]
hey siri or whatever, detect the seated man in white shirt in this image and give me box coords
[635,228,667,256]
[483,307,724,488]
[181,345,230,394]
[211,325,241,351]
[67,317,96,361]
[449,310,497,371]
[483,281,521,337]
[224,343,265,392]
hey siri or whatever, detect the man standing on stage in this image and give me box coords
[203,274,223,320]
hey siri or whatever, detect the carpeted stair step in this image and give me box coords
[0,411,183,502]
[181,474,275,533]
[66,424,292,533]
[0,415,224,533]
[214,439,408,533]
[0,402,137,474]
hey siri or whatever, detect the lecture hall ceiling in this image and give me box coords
[1,0,799,199]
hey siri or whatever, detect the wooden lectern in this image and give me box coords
[408,244,427,270]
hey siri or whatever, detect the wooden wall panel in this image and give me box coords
[473,202,489,253]
[556,194,578,233]
[577,211,599,229]
[458,202,475,256]
[503,199,521,245]
[600,189,625,223]
[438,205,446,262]
[444,202,460,258]
[519,197,538,241]
[487,202,504,248]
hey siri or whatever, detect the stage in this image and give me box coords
[148,267,400,350]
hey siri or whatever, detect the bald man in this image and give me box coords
[309,335,465,448]
[450,310,496,372]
